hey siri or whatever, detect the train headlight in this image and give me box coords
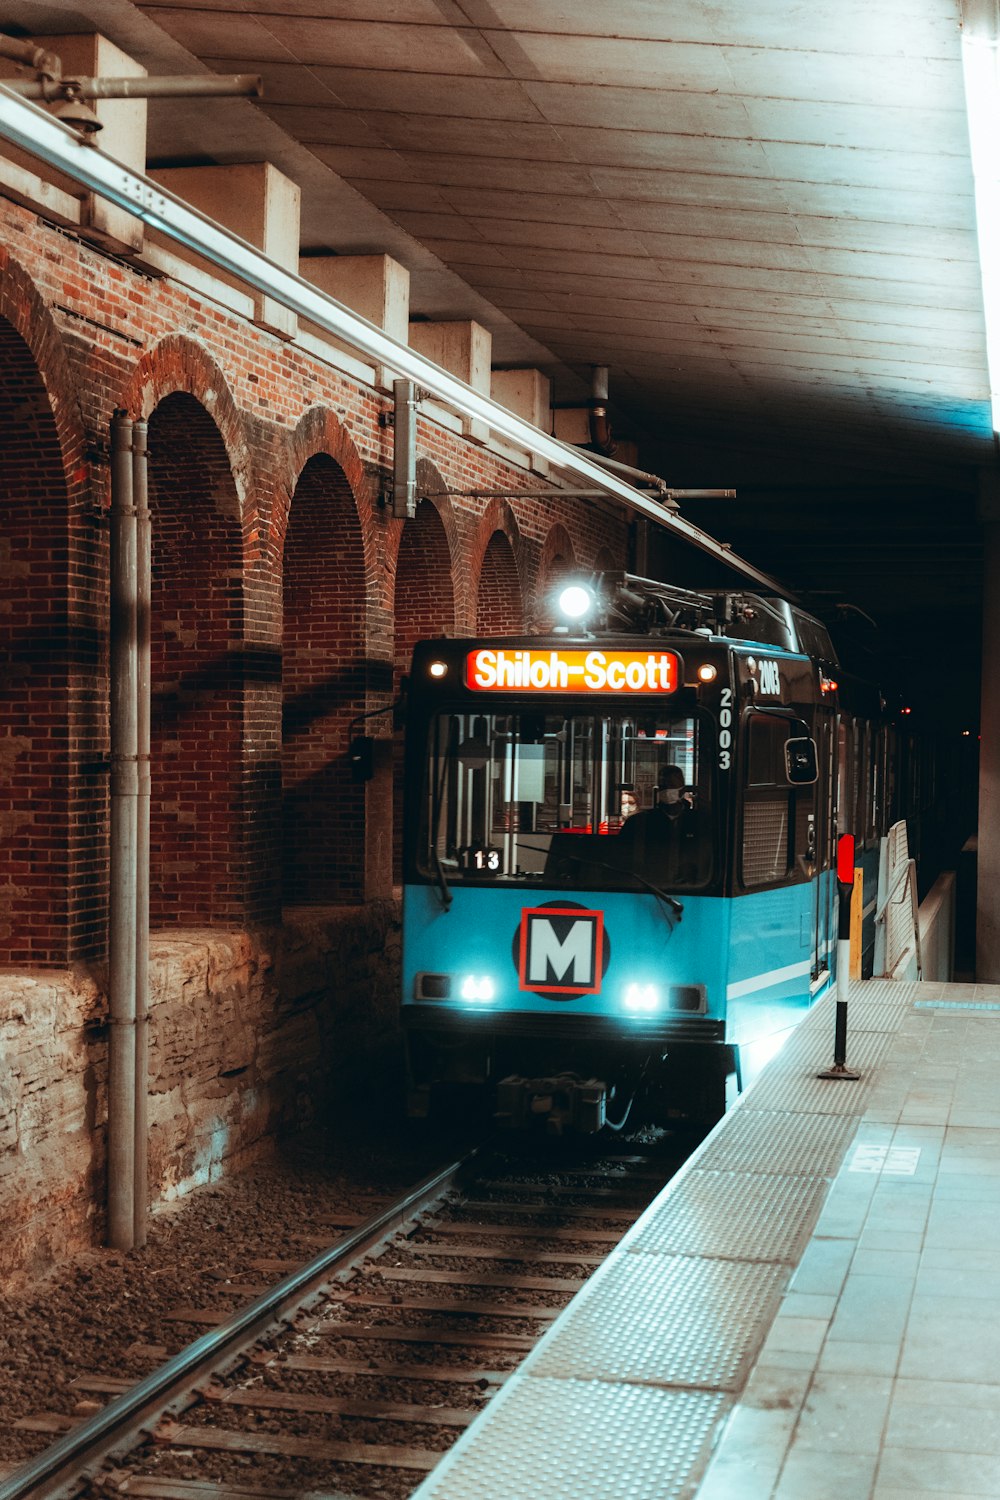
[557,583,595,621]
[460,974,496,1002]
[624,982,660,1013]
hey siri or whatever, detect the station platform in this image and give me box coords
[413,977,1000,1500]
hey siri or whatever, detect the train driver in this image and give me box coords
[616,763,702,882]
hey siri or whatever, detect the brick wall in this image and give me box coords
[392,493,456,879]
[0,192,628,1278]
[282,453,367,904]
[0,319,71,963]
[148,392,246,924]
[476,530,524,634]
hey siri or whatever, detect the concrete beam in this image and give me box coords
[149,162,300,339]
[301,253,409,388]
[302,253,409,342]
[491,366,552,474]
[409,319,491,441]
[491,367,551,431]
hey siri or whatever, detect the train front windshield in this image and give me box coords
[418,708,714,891]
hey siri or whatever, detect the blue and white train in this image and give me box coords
[400,573,892,1132]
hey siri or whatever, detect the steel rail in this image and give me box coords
[0,82,793,599]
[0,1148,480,1500]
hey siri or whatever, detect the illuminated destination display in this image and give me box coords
[466,648,680,693]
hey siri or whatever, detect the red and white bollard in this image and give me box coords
[817,834,861,1082]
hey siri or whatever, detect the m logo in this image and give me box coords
[517,905,605,996]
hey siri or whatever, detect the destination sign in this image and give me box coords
[466,648,680,693]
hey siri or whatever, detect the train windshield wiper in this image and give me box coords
[520,840,683,921]
[428,745,453,911]
[430,845,452,910]
[570,849,684,921]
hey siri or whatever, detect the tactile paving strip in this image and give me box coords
[777,1000,904,1070]
[913,999,1000,1013]
[745,1031,893,1115]
[413,1379,726,1500]
[837,998,913,1033]
[628,1169,831,1264]
[531,1252,786,1390]
[696,1107,857,1175]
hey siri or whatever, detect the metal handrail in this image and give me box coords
[0,81,792,596]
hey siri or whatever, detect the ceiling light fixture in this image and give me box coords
[961,0,1000,431]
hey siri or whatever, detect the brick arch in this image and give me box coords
[471,499,524,635]
[594,546,620,573]
[282,447,369,906]
[125,334,250,518]
[391,473,457,882]
[0,256,91,966]
[393,460,458,672]
[147,391,246,926]
[535,522,578,621]
[414,456,461,570]
[272,406,380,585]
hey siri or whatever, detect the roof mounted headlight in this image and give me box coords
[557,583,595,622]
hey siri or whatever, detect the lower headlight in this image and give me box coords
[460,974,496,1002]
[624,982,660,1013]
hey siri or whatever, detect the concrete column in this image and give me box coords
[977,468,1000,978]
[149,162,300,338]
[409,319,491,441]
[491,368,550,430]
[0,32,147,252]
[301,254,409,388]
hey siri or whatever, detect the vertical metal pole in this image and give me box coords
[832,880,854,1065]
[818,880,860,1080]
[630,517,650,577]
[109,411,137,1249]
[392,378,417,519]
[133,419,150,1248]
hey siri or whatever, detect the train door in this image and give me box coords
[810,707,837,988]
[833,714,854,982]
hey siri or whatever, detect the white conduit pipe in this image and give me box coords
[108,411,138,1250]
[0,82,790,597]
[133,419,151,1248]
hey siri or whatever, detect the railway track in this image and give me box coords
[1,1135,685,1500]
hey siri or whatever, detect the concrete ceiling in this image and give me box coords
[7,0,993,715]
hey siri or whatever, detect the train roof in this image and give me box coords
[538,572,840,663]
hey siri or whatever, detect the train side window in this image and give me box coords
[837,719,854,838]
[742,715,792,886]
[747,714,787,785]
[862,722,877,843]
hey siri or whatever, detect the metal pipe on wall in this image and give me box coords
[108,411,138,1250]
[133,420,150,1247]
[0,34,61,77]
[7,74,263,102]
[588,364,615,456]
[583,447,679,496]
